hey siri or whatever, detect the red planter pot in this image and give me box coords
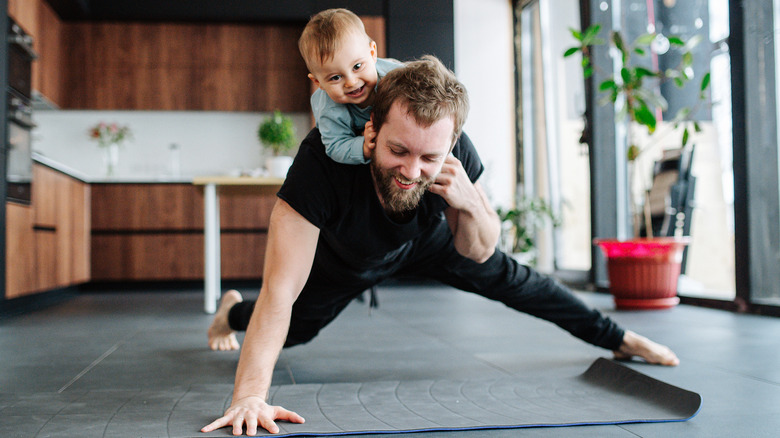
[594,238,690,310]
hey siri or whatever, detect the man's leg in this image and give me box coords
[208,256,392,351]
[400,224,678,365]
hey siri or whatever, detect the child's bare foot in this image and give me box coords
[613,330,680,366]
[208,290,242,351]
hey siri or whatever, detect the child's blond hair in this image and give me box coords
[298,8,371,72]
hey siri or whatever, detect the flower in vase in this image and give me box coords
[88,122,132,148]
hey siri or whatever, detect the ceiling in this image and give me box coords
[43,0,385,23]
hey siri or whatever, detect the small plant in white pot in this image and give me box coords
[258,110,296,178]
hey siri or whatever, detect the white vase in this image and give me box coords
[266,156,293,178]
[102,143,120,176]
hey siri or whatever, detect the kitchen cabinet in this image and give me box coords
[8,0,65,107]
[5,164,91,299]
[6,5,385,111]
[60,22,311,111]
[91,184,275,281]
[5,203,35,299]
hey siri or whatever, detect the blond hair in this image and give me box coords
[371,55,469,146]
[298,8,370,71]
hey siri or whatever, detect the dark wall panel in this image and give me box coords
[386,0,454,68]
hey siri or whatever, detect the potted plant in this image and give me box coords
[565,25,711,309]
[496,197,561,268]
[258,110,296,178]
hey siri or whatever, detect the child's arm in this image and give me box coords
[320,119,369,164]
[311,92,369,165]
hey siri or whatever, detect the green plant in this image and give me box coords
[496,198,561,258]
[565,25,710,237]
[258,110,296,156]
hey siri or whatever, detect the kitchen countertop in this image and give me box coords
[33,152,195,184]
[192,175,285,186]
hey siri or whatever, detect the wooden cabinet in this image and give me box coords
[7,5,385,111]
[8,0,65,107]
[91,184,275,281]
[5,164,91,298]
[60,22,311,111]
[5,203,35,299]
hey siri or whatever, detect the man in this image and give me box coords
[202,56,678,436]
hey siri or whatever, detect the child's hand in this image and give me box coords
[363,120,377,161]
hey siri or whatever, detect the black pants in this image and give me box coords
[228,220,625,350]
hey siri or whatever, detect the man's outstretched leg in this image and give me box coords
[208,289,243,351]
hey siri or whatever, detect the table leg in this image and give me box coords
[204,183,221,314]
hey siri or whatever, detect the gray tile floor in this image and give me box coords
[1,283,779,437]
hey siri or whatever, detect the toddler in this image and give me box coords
[299,8,402,164]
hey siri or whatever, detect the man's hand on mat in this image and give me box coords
[613,330,680,366]
[201,395,305,436]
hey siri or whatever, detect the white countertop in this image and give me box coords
[33,152,195,184]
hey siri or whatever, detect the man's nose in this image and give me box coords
[400,159,422,181]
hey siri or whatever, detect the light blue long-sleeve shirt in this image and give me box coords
[311,58,402,164]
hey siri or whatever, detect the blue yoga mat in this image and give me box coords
[227,358,701,437]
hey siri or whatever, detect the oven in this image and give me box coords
[6,18,36,204]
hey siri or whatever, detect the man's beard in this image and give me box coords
[370,160,434,221]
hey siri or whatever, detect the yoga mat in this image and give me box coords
[252,358,701,437]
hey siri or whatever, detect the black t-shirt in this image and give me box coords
[277,128,484,271]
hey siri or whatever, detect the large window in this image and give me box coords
[516,0,592,274]
[515,0,780,311]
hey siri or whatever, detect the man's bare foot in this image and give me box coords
[613,330,680,366]
[208,290,243,351]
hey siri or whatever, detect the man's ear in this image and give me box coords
[308,73,322,89]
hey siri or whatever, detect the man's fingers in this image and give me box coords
[201,415,232,433]
[245,417,259,436]
[275,407,306,424]
[232,415,245,436]
[259,417,280,434]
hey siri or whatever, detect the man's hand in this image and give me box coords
[201,396,305,436]
[428,155,480,211]
[429,155,500,263]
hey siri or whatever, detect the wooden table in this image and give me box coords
[193,176,284,313]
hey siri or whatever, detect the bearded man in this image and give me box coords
[202,55,679,436]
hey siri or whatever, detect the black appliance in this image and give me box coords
[6,18,36,204]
